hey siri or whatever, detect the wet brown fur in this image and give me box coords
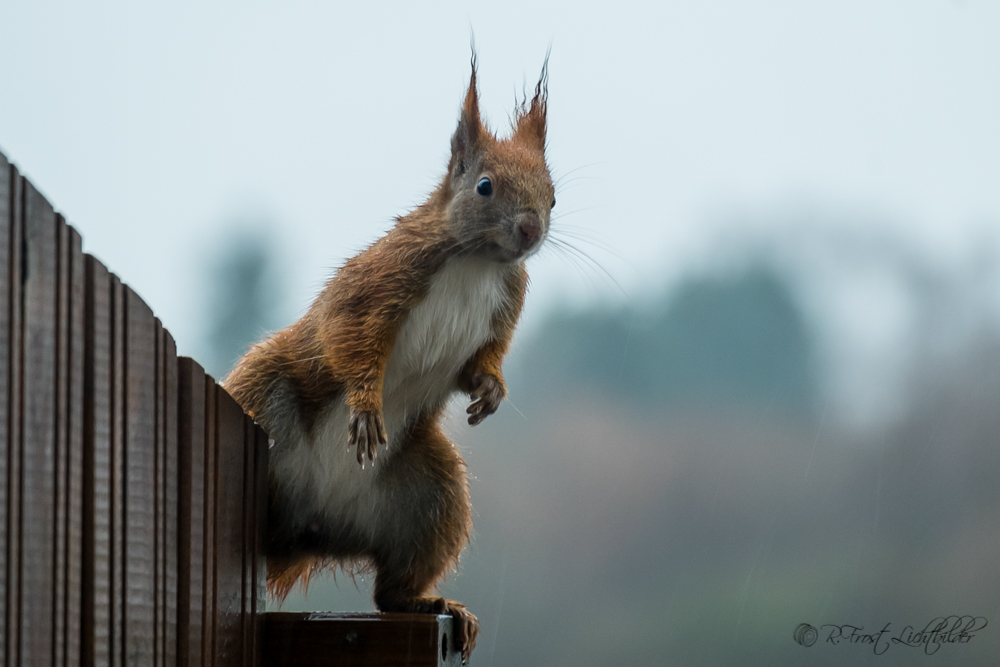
[224,57,552,662]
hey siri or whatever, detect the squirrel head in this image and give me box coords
[444,58,554,263]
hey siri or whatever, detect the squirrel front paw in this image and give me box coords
[348,409,387,465]
[465,372,505,426]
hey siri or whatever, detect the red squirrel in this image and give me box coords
[224,56,554,662]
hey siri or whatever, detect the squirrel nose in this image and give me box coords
[518,213,542,251]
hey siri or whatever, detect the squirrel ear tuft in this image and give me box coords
[450,62,485,173]
[513,56,548,153]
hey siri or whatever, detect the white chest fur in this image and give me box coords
[383,255,508,409]
[272,256,509,527]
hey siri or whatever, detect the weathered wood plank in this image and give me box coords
[5,165,23,667]
[124,287,156,664]
[110,276,125,667]
[162,330,179,667]
[150,323,179,666]
[65,227,85,667]
[53,217,70,667]
[20,179,58,666]
[242,415,253,666]
[202,374,218,667]
[0,152,12,667]
[154,320,165,667]
[263,613,462,667]
[214,388,247,667]
[83,255,113,667]
[251,426,269,667]
[57,217,83,666]
[52,219,85,667]
[243,415,260,667]
[177,358,207,667]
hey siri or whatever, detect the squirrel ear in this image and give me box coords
[513,57,548,153]
[450,63,485,174]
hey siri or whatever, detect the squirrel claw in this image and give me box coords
[348,410,387,466]
[466,373,504,426]
[447,600,479,663]
[381,597,478,663]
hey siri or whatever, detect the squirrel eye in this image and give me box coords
[476,177,493,197]
[551,197,556,209]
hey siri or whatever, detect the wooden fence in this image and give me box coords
[0,151,267,666]
[1,150,463,667]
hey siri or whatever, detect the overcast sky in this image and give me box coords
[2,0,998,363]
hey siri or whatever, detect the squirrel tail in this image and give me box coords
[266,556,323,602]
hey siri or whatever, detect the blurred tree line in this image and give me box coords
[518,265,817,418]
[200,225,288,381]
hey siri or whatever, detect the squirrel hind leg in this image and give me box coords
[369,413,477,660]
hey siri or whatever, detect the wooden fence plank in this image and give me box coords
[65,228,85,667]
[151,322,179,667]
[0,153,11,667]
[163,331,179,667]
[20,179,58,666]
[154,320,165,667]
[0,153,12,667]
[53,217,70,667]
[202,374,217,667]
[214,388,247,667]
[5,164,24,667]
[178,358,207,667]
[242,415,253,666]
[83,255,113,667]
[242,415,259,667]
[52,217,84,667]
[124,287,156,665]
[251,426,268,667]
[110,276,125,667]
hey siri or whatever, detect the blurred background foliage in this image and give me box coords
[519,265,817,416]
[200,223,288,381]
[201,207,1000,666]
